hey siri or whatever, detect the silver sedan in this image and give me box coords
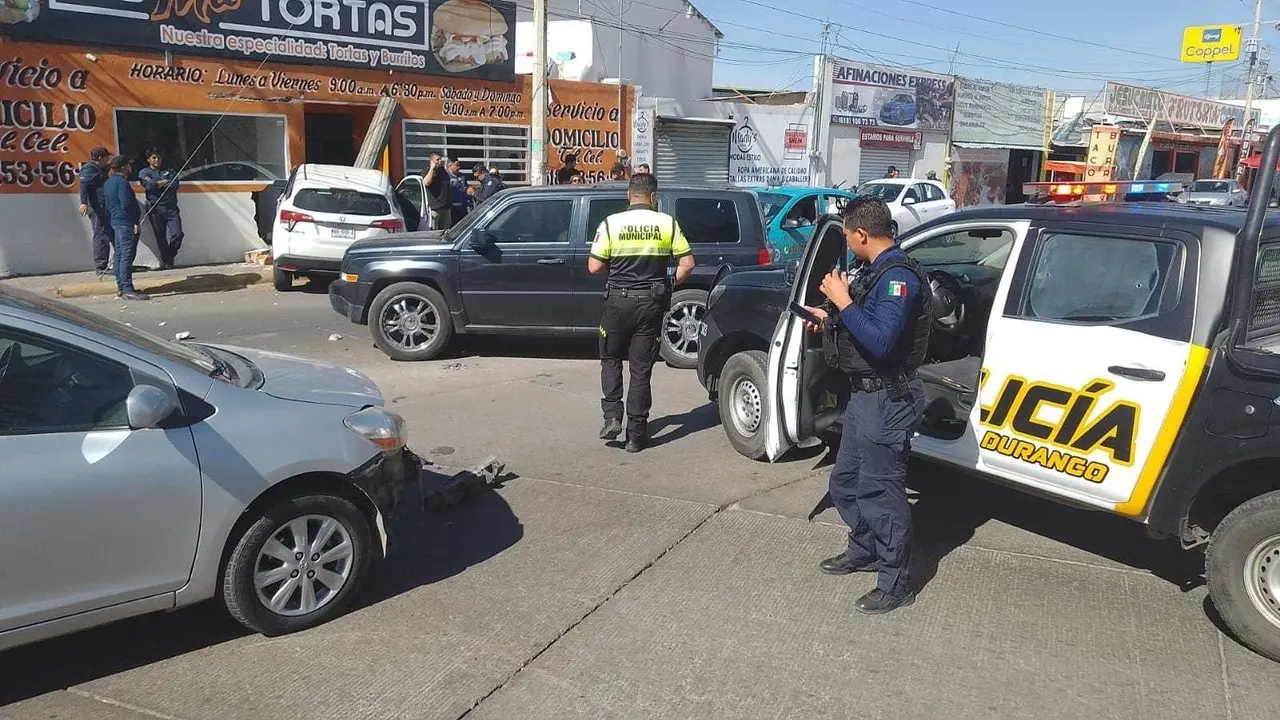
[1177,179,1249,207]
[0,285,419,651]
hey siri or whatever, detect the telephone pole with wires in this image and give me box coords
[810,22,832,186]
[531,0,549,185]
[1240,0,1264,174]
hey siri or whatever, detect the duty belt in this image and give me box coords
[851,370,916,399]
[605,282,667,298]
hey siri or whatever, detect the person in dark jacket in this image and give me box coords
[138,148,184,269]
[78,146,114,276]
[447,158,471,222]
[104,156,148,301]
[472,164,505,203]
[555,154,578,184]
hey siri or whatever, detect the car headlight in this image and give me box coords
[708,283,727,309]
[344,407,407,452]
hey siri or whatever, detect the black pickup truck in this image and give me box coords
[328,184,771,368]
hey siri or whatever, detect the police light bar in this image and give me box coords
[1022,181,1183,198]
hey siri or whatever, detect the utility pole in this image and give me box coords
[948,43,960,76]
[810,23,831,187]
[531,0,548,186]
[1240,0,1264,173]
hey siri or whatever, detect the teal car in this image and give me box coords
[747,186,859,263]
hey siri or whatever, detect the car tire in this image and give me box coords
[1207,490,1280,662]
[273,265,293,292]
[660,288,708,370]
[222,494,374,636]
[368,281,454,361]
[717,350,770,460]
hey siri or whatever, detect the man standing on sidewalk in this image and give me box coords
[138,148,184,269]
[423,152,452,230]
[78,146,113,276]
[447,158,471,224]
[104,156,148,301]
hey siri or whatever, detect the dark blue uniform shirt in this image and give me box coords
[138,167,180,208]
[837,246,922,359]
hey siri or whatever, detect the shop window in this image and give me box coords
[114,110,288,182]
[404,121,530,186]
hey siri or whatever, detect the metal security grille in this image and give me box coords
[1249,243,1280,341]
[654,120,730,186]
[857,146,913,186]
[402,120,530,184]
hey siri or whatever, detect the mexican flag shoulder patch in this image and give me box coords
[887,280,907,297]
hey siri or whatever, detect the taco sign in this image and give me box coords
[0,0,518,80]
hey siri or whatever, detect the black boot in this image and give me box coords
[624,435,648,453]
[599,418,622,440]
[854,588,915,615]
[819,551,876,576]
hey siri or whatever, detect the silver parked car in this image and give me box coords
[0,285,419,651]
[1178,179,1249,207]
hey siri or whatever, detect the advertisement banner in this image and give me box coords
[0,42,626,193]
[0,0,517,80]
[858,128,920,150]
[630,106,654,172]
[830,60,952,132]
[953,77,1048,150]
[1181,25,1242,64]
[1214,118,1235,178]
[1104,82,1254,129]
[728,109,810,186]
[949,147,1008,208]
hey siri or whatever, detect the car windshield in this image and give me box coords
[1190,181,1230,193]
[755,192,791,222]
[857,183,903,201]
[293,188,390,216]
[1,286,220,376]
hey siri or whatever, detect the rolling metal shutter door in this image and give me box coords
[655,120,730,186]
[858,146,913,185]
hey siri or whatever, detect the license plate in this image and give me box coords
[331,227,356,239]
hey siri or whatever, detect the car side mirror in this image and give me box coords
[468,230,494,248]
[126,385,176,429]
[781,218,800,229]
[902,196,917,206]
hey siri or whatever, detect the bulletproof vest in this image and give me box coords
[822,256,932,380]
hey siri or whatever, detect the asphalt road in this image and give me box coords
[2,283,1278,720]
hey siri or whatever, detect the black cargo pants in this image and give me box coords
[599,283,667,441]
[828,377,926,599]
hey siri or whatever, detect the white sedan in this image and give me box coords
[856,179,957,235]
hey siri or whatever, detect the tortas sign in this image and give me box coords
[0,0,517,80]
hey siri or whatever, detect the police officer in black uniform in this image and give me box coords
[800,196,931,614]
[588,173,696,453]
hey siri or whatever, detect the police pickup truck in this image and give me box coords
[696,163,1280,662]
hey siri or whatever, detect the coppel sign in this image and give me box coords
[1181,25,1242,63]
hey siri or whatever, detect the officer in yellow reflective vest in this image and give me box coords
[587,173,696,452]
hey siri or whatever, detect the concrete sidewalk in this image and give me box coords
[1,263,272,299]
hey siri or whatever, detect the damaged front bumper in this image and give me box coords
[349,447,423,539]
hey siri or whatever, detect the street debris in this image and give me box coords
[421,456,506,511]
[329,333,343,341]
[158,321,167,327]
[174,331,192,340]
[443,362,463,370]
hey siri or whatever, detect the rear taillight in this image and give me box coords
[280,209,313,231]
[756,247,772,265]
[370,218,405,233]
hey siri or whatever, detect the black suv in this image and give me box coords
[329,184,771,367]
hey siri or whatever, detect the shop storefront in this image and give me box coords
[0,0,631,275]
[817,59,952,188]
[1102,82,1248,181]
[949,77,1050,206]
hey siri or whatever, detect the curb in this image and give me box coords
[54,268,272,299]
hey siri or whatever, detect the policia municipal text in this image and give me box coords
[801,197,931,615]
[588,173,696,453]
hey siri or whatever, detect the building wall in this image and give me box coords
[515,0,717,103]
[0,42,631,277]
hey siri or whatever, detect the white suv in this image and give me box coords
[272,164,406,291]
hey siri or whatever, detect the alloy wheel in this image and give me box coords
[663,300,706,364]
[254,515,354,617]
[380,294,439,351]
